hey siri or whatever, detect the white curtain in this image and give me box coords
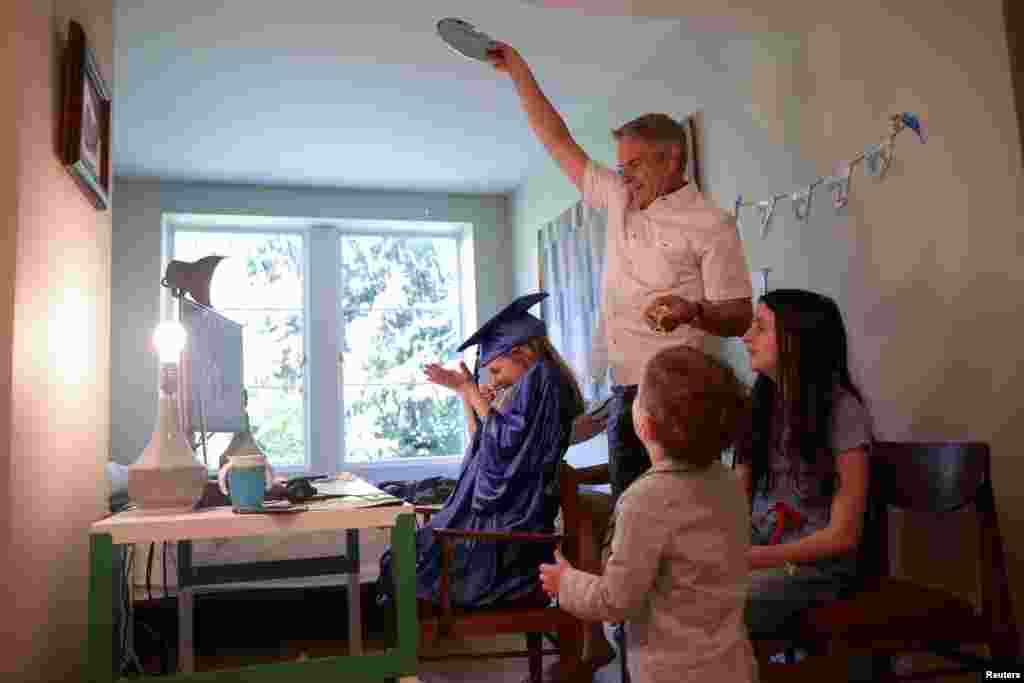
[538,201,609,402]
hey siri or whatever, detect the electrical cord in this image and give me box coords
[162,542,168,600]
[119,546,143,675]
[146,543,154,602]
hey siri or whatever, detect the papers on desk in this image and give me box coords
[305,493,403,511]
[306,475,403,510]
[306,494,402,511]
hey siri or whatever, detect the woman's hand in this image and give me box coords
[423,361,474,392]
[539,548,572,596]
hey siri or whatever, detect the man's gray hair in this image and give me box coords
[612,113,688,170]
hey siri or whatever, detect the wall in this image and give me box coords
[110,179,512,467]
[0,0,18,617]
[512,0,1024,630]
[0,0,113,680]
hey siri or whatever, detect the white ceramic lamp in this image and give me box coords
[218,390,267,469]
[127,321,208,513]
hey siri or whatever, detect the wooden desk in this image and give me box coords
[88,496,418,682]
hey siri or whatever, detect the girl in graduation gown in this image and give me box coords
[378,292,584,607]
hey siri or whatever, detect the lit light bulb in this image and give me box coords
[153,321,187,364]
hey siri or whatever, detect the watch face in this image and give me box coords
[436,18,496,62]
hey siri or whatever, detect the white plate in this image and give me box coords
[436,17,496,62]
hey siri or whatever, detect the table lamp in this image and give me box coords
[218,389,267,469]
[161,255,225,308]
[127,321,208,513]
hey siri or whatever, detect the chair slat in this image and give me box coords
[872,441,989,513]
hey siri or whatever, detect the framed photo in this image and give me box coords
[61,20,111,210]
[685,112,704,194]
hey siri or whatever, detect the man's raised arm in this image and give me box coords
[488,43,589,192]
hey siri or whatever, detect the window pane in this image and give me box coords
[340,235,459,311]
[220,309,305,389]
[341,308,457,384]
[175,231,303,310]
[247,387,306,470]
[343,384,464,462]
[338,232,463,464]
[174,230,306,472]
[191,432,232,470]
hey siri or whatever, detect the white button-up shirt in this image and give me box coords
[584,161,752,386]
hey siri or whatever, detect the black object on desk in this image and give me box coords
[233,501,308,514]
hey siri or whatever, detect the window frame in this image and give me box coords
[164,214,474,481]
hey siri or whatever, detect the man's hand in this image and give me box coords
[485,41,588,192]
[570,413,607,445]
[424,361,474,392]
[642,294,699,333]
[486,42,531,81]
[539,548,572,596]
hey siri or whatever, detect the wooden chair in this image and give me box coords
[759,441,1021,680]
[414,463,587,683]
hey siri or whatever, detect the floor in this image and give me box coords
[128,582,981,683]
[129,584,625,681]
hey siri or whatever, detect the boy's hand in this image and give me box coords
[539,548,571,596]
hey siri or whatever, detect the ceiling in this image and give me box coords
[113,1,684,194]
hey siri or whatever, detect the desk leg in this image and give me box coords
[392,513,417,678]
[178,588,194,673]
[87,533,115,683]
[177,538,195,674]
[346,529,362,655]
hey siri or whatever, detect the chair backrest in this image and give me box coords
[558,463,584,567]
[859,442,1017,639]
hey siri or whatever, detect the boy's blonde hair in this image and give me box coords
[637,345,747,466]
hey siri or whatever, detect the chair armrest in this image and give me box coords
[431,527,563,623]
[432,527,564,544]
[575,463,610,486]
[414,504,444,522]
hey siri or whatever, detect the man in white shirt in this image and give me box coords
[489,43,754,499]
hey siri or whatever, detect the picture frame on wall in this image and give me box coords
[685,112,704,194]
[61,20,111,210]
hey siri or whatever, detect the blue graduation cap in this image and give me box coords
[457,292,549,369]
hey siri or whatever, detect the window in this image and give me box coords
[339,234,464,463]
[167,215,472,476]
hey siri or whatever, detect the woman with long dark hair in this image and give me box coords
[734,289,872,639]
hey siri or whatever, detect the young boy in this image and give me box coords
[540,345,757,683]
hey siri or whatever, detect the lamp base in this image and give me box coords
[128,463,208,512]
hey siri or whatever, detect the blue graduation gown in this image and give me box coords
[379,357,579,607]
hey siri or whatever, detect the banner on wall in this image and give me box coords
[735,112,927,239]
